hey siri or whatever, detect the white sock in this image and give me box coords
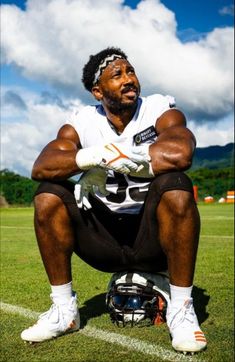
[170,284,193,309]
[51,281,73,306]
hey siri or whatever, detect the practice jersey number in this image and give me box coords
[106,172,148,204]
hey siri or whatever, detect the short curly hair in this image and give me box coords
[82,47,128,92]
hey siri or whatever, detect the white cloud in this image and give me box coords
[1,0,233,116]
[0,0,234,175]
[1,85,83,176]
[188,114,234,148]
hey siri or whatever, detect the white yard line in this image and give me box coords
[0,301,201,362]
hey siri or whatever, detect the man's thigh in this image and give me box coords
[34,172,193,273]
[131,171,194,272]
[34,181,139,272]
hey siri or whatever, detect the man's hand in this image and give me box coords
[74,167,109,209]
[75,143,149,174]
[129,144,155,178]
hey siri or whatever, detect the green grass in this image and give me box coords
[0,204,234,362]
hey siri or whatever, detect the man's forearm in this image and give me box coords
[31,139,81,181]
[31,149,80,181]
[149,129,196,174]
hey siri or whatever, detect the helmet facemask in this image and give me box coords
[106,283,167,327]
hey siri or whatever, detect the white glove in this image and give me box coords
[129,144,154,178]
[76,143,149,174]
[74,167,109,210]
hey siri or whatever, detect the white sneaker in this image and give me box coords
[167,298,207,353]
[21,293,80,342]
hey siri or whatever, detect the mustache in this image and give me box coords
[121,85,139,94]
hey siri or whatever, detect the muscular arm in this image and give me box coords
[149,109,196,174]
[31,124,82,181]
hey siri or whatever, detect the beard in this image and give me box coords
[102,86,140,115]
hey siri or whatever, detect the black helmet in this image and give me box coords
[106,271,170,327]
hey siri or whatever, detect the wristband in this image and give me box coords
[75,147,99,170]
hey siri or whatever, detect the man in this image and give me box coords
[21,47,207,353]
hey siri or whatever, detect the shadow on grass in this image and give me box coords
[79,292,107,328]
[79,287,210,328]
[192,286,210,324]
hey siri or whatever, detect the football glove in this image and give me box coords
[130,144,154,178]
[76,143,149,174]
[74,167,109,210]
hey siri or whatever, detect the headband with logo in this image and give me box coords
[93,54,124,85]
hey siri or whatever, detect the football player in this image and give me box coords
[21,47,207,353]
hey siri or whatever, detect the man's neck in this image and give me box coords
[103,104,137,134]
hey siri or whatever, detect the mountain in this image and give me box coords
[192,143,234,170]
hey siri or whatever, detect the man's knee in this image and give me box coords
[149,172,195,218]
[160,189,195,218]
[34,193,64,224]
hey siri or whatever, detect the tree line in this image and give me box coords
[0,167,234,206]
[0,169,39,206]
[186,167,234,199]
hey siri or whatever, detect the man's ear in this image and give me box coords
[91,85,103,101]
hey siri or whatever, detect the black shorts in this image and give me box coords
[35,172,194,273]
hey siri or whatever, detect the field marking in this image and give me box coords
[0,301,202,362]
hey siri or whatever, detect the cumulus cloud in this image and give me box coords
[1,85,83,175]
[3,90,27,110]
[1,0,233,117]
[188,115,234,148]
[0,0,234,175]
[39,91,67,108]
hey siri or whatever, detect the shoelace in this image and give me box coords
[169,298,196,330]
[35,293,77,323]
[38,298,77,320]
[38,304,59,321]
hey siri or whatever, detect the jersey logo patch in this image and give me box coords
[133,126,157,145]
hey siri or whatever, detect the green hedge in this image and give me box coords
[0,169,39,205]
[186,167,234,200]
[1,167,234,205]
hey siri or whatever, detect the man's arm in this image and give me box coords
[150,109,196,174]
[31,124,82,181]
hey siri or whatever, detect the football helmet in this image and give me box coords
[106,271,170,327]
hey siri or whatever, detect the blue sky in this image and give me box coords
[1,0,234,176]
[126,0,234,32]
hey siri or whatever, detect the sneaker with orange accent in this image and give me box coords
[166,298,207,353]
[153,295,167,325]
[21,292,80,343]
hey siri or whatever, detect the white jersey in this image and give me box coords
[67,94,175,214]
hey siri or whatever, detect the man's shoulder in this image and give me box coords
[76,103,103,116]
[142,93,176,107]
[137,93,176,121]
[68,103,104,123]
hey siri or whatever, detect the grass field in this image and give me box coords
[0,203,234,362]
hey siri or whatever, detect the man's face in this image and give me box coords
[93,59,141,113]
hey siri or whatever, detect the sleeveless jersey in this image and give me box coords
[67,94,175,214]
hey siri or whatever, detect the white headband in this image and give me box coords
[93,54,124,85]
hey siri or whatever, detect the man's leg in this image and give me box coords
[157,189,206,353]
[21,192,80,342]
[157,189,200,287]
[34,193,74,285]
